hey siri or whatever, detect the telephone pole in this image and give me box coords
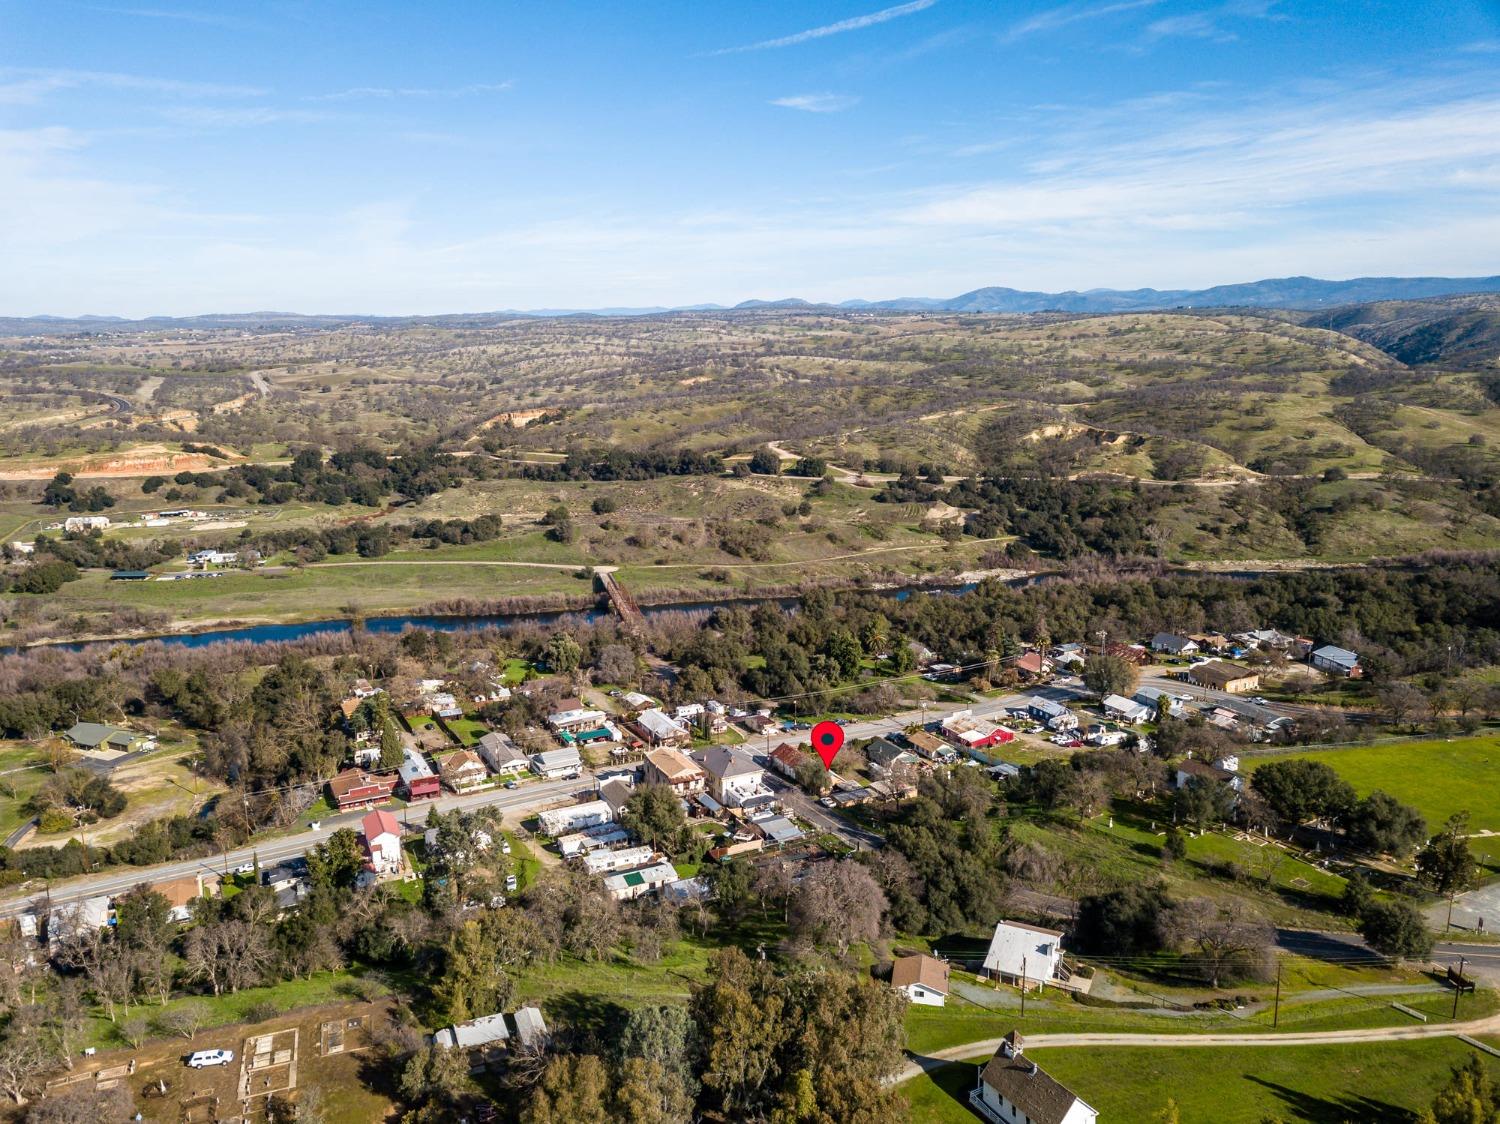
[1272,962,1282,1028]
[1020,956,1027,1017]
[1453,956,1467,1020]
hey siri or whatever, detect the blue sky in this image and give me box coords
[2,0,1498,315]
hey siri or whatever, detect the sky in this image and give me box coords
[1,0,1499,315]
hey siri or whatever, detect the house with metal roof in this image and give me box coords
[1310,644,1361,678]
[603,861,678,901]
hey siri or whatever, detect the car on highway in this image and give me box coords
[308,821,321,832]
[504,780,520,790]
[1250,696,1269,705]
[187,1049,234,1068]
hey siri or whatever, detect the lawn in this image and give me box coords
[1242,735,1500,833]
[905,1039,1500,1123]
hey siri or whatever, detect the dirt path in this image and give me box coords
[895,1010,1500,1084]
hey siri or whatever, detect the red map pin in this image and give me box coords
[810,720,844,769]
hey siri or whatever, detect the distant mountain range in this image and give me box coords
[6,275,1500,333]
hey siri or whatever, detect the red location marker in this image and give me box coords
[811,720,844,769]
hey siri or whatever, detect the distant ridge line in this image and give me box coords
[6,274,1500,331]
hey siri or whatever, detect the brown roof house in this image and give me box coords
[327,768,398,812]
[1185,660,1260,694]
[643,748,706,795]
[891,954,950,1007]
[970,1032,1097,1124]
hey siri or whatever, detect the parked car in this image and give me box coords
[187,1049,234,1068]
[308,821,322,832]
[505,874,519,892]
[819,796,837,808]
[234,862,254,876]
[1250,696,1269,705]
[500,839,512,855]
[504,780,520,790]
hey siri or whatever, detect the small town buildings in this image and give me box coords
[1133,684,1187,718]
[1105,642,1150,666]
[1151,633,1199,656]
[530,746,583,779]
[261,858,310,908]
[891,954,950,1007]
[982,920,1065,989]
[741,713,777,734]
[187,548,239,568]
[1174,757,1244,793]
[1005,651,1051,681]
[548,707,609,736]
[360,809,404,878]
[971,1032,1098,1124]
[558,824,630,857]
[434,1006,548,1069]
[940,713,1015,751]
[1101,694,1151,724]
[603,861,678,901]
[62,722,150,753]
[46,894,112,950]
[475,731,529,777]
[753,815,803,847]
[398,746,441,801]
[582,845,656,874]
[512,1006,549,1051]
[1185,661,1261,693]
[327,768,398,812]
[149,873,219,923]
[437,749,489,793]
[537,800,613,837]
[598,776,634,818]
[867,737,922,771]
[63,515,111,533]
[620,691,657,712]
[1310,644,1362,678]
[629,708,692,748]
[907,729,957,762]
[768,742,810,779]
[1026,698,1079,732]
[643,748,707,795]
[702,746,768,808]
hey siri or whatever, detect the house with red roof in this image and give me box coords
[361,809,403,878]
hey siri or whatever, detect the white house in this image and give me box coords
[548,707,608,735]
[603,861,678,901]
[971,1032,1097,1124]
[530,746,582,779]
[63,515,111,533]
[537,799,613,837]
[1101,694,1150,724]
[982,920,1065,989]
[702,746,769,807]
[891,954,950,1007]
[360,809,403,878]
[1151,632,1198,656]
[582,845,657,875]
[1134,685,1188,719]
[1310,644,1361,678]
[187,548,238,568]
[631,707,691,748]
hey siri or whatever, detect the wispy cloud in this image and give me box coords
[161,106,333,127]
[85,6,255,29]
[1004,0,1161,42]
[306,82,514,103]
[711,0,938,55]
[771,93,861,113]
[0,67,265,105]
[1143,1,1284,45]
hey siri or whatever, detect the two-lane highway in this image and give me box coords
[0,774,591,920]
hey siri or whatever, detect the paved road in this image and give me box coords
[0,775,590,921]
[1277,927,1500,979]
[895,1009,1500,1083]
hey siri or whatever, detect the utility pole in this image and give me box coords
[1272,962,1281,1028]
[1097,630,1107,658]
[1454,956,1467,1020]
[1020,956,1027,1017]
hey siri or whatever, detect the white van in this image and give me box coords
[187,1049,234,1068]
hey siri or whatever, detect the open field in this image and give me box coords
[906,1038,1500,1123]
[1243,735,1500,834]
